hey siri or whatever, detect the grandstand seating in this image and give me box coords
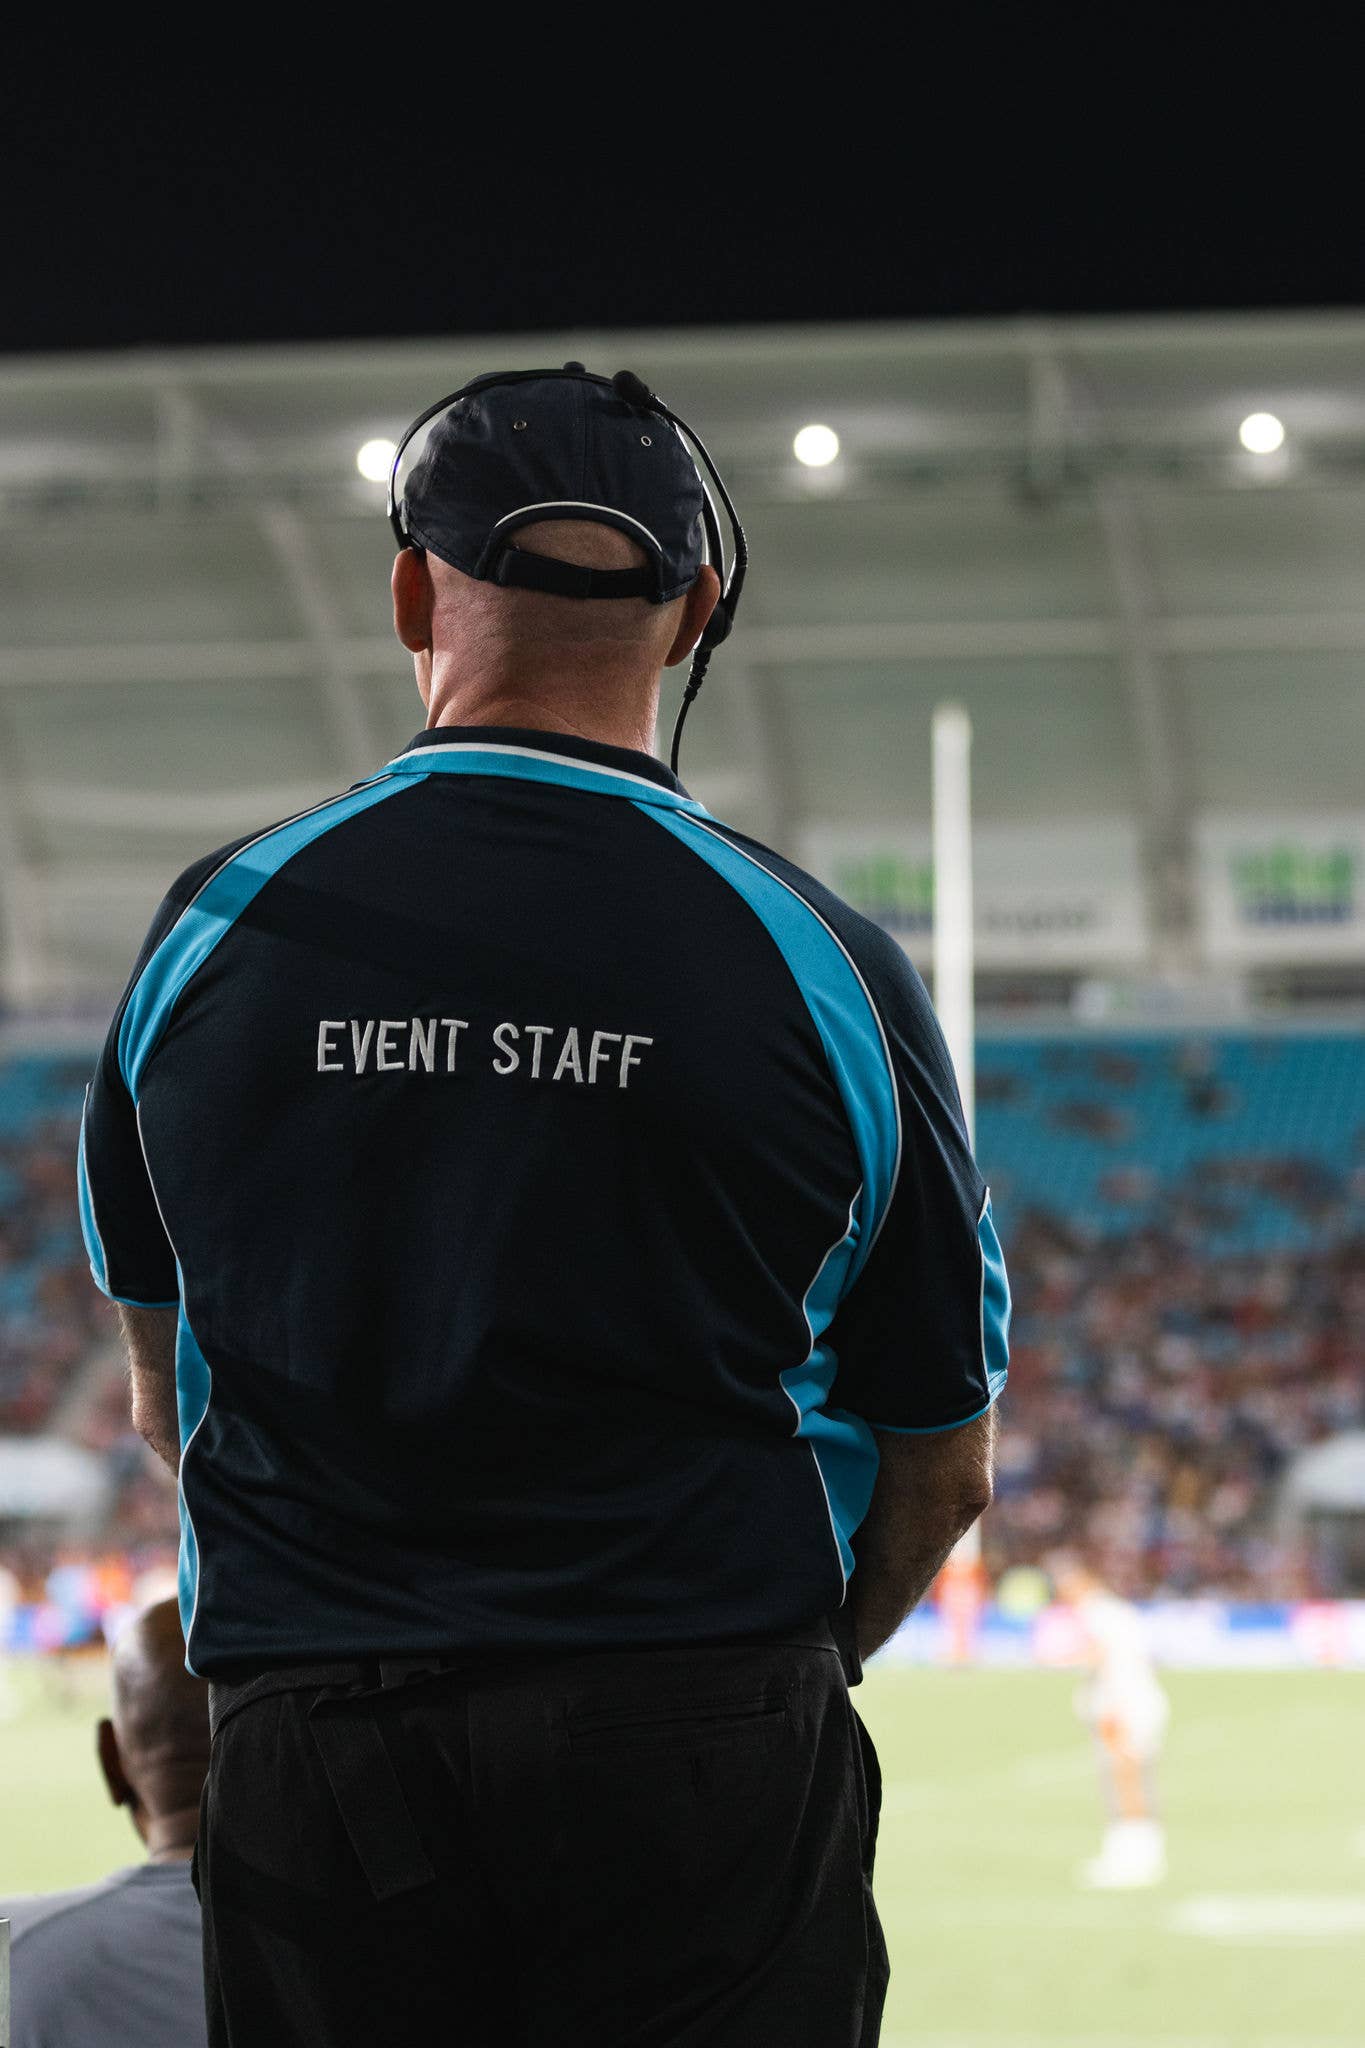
[977,1033,1363,1256]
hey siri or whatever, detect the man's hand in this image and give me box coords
[118,1304,180,1474]
[851,1405,996,1662]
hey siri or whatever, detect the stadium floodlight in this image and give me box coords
[356,437,398,483]
[793,424,840,468]
[1238,412,1285,455]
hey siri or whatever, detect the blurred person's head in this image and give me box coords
[392,519,719,753]
[96,1598,208,1863]
[1045,1549,1105,1605]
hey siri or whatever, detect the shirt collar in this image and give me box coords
[390,725,698,807]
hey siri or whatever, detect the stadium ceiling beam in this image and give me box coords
[5,309,1365,394]
[724,662,799,850]
[1095,482,1194,967]
[146,371,379,784]
[9,608,1365,692]
[253,502,378,782]
[0,643,318,686]
[687,613,1365,658]
[0,700,45,1006]
[1019,329,1195,967]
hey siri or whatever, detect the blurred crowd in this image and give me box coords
[0,1540,179,1652]
[1,1070,181,1625]
[985,1203,1364,1596]
[0,1088,111,1434]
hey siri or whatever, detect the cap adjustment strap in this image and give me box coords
[493,549,655,600]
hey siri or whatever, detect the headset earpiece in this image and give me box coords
[699,601,732,650]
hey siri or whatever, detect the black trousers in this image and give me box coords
[194,1639,889,2046]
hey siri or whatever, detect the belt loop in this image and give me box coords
[378,1656,445,1688]
[307,1698,437,1902]
[829,1603,864,1688]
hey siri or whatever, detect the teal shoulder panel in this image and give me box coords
[978,1188,1011,1403]
[632,806,901,1279]
[118,776,410,1099]
[76,1096,112,1299]
[172,1278,213,1676]
[779,1193,879,1590]
[867,1189,1011,1435]
[632,805,903,1600]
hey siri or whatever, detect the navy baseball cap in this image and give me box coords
[395,367,709,604]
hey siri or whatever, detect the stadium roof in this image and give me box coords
[2,311,1364,1009]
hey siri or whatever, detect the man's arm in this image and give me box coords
[117,1304,180,1474]
[851,1405,996,1662]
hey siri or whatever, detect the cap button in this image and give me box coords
[562,360,586,372]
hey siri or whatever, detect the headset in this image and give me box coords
[387,364,748,776]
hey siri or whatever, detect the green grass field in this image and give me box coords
[3,1660,1362,2045]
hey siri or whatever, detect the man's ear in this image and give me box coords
[663,564,722,669]
[391,548,435,654]
[97,1717,132,1809]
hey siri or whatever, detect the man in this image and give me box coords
[0,1598,208,2048]
[77,367,1009,2046]
[1049,1552,1169,1887]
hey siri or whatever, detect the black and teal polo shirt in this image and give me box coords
[78,727,1010,1677]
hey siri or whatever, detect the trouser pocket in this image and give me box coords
[845,1694,883,1868]
[565,1680,794,1755]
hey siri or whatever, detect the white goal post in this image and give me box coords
[932,704,984,1580]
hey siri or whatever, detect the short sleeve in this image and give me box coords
[828,928,1010,1432]
[78,1040,177,1307]
[75,834,255,1310]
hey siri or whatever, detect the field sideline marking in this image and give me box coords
[1169,1894,1365,1944]
[880,2034,1355,2047]
[872,1892,1365,1945]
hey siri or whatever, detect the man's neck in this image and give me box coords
[424,681,659,758]
[143,1806,201,1863]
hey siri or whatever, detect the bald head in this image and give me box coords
[392,517,720,750]
[97,1597,208,1859]
[110,1597,207,1766]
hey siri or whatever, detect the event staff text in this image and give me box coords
[315,1018,653,1088]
